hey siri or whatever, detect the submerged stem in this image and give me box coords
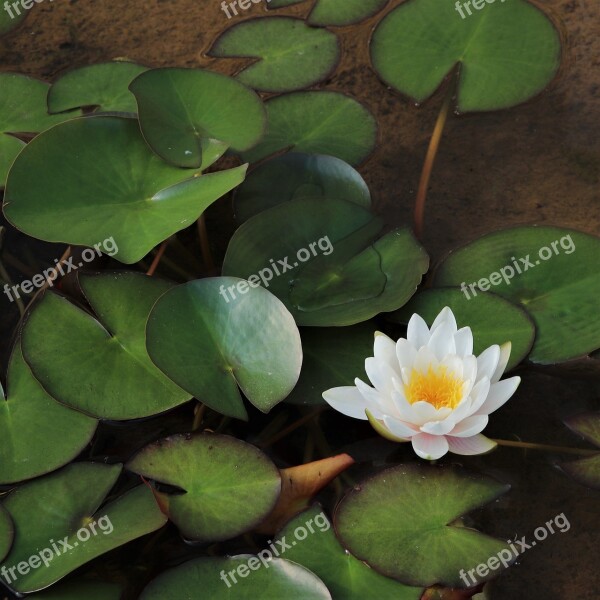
[146,240,169,277]
[492,438,597,456]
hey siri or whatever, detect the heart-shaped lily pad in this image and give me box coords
[21,272,191,420]
[127,433,281,542]
[275,505,423,599]
[370,0,561,112]
[268,0,388,26]
[129,68,266,168]
[3,116,247,263]
[223,198,428,326]
[146,277,302,420]
[334,464,511,587]
[208,17,340,92]
[434,226,600,364]
[0,462,167,594]
[0,343,97,484]
[140,556,331,599]
[48,61,148,114]
[234,153,371,224]
[390,287,535,370]
[0,505,13,563]
[31,579,123,599]
[239,91,377,166]
[560,412,600,489]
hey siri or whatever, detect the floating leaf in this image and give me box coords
[0,343,97,484]
[334,464,511,587]
[0,505,13,563]
[209,17,340,92]
[140,556,331,599]
[31,579,123,599]
[560,412,600,489]
[240,91,377,166]
[223,198,428,326]
[0,463,166,594]
[0,5,27,35]
[286,323,374,405]
[127,433,281,542]
[3,116,247,263]
[310,0,389,26]
[0,134,24,187]
[370,0,561,112]
[146,277,302,420]
[48,61,148,114]
[130,68,265,168]
[276,505,423,599]
[21,272,191,420]
[390,288,535,370]
[234,153,371,224]
[434,227,600,364]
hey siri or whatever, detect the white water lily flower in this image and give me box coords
[323,307,521,460]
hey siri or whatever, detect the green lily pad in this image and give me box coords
[21,272,191,420]
[286,323,373,405]
[129,67,266,168]
[127,433,281,542]
[390,287,535,370]
[48,61,148,114]
[370,0,561,112]
[0,505,13,563]
[239,91,377,166]
[140,556,331,599]
[268,0,388,26]
[0,343,97,484]
[208,17,340,92]
[234,153,371,224]
[3,115,247,263]
[560,412,600,489]
[223,198,428,326]
[275,505,423,599]
[0,133,25,187]
[31,579,123,599]
[334,464,511,587]
[146,277,302,420]
[0,462,167,594]
[434,226,600,364]
[0,5,27,35]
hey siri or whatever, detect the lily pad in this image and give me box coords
[31,579,123,599]
[127,433,281,542]
[140,556,331,599]
[390,287,535,370]
[275,505,423,599]
[48,61,148,114]
[146,277,302,420]
[239,91,377,166]
[0,505,13,563]
[0,462,167,594]
[560,412,600,489]
[223,198,428,326]
[0,343,97,484]
[286,323,373,405]
[208,17,340,92]
[21,272,191,420]
[234,153,371,224]
[0,133,25,187]
[268,0,388,26]
[370,0,561,112]
[334,464,511,587]
[434,226,600,364]
[129,67,265,168]
[3,115,247,263]
[0,5,27,35]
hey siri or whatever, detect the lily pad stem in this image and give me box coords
[492,438,597,456]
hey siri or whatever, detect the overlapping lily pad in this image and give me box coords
[146,277,302,420]
[0,463,167,594]
[223,198,428,326]
[130,68,265,168]
[334,464,511,587]
[140,556,331,599]
[208,17,340,92]
[21,272,191,420]
[560,412,600,489]
[307,0,389,26]
[127,433,281,542]
[370,0,561,112]
[234,153,371,223]
[0,343,97,484]
[390,287,535,370]
[239,92,377,166]
[0,505,13,563]
[48,61,148,114]
[3,115,247,263]
[434,227,600,364]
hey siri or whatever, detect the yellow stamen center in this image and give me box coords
[405,366,463,410]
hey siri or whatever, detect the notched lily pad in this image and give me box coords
[560,412,600,489]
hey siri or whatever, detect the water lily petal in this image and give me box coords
[407,312,430,348]
[461,355,477,388]
[411,401,451,425]
[420,418,456,435]
[383,415,419,438]
[491,342,512,383]
[323,386,369,420]
[440,354,464,379]
[447,434,497,455]
[454,326,474,357]
[467,376,491,415]
[476,376,521,415]
[374,331,398,372]
[355,377,392,415]
[413,345,439,373]
[449,414,489,437]
[431,306,457,334]
[476,345,500,383]
[428,322,457,360]
[391,389,416,422]
[396,338,417,370]
[365,357,399,396]
[412,433,449,460]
